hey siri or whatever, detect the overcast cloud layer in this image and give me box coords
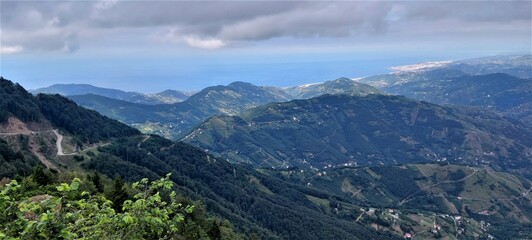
[1,0,530,53]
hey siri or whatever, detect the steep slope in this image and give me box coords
[32,83,188,104]
[84,135,398,240]
[183,94,531,174]
[284,77,382,99]
[0,77,140,177]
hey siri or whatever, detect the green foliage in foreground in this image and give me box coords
[0,174,226,240]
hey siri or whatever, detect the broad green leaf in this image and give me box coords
[69,179,80,191]
[56,183,70,192]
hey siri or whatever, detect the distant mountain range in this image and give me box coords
[32,83,191,104]
[183,94,531,175]
[361,71,532,122]
[0,77,405,239]
[30,55,532,139]
[67,78,381,139]
[2,66,531,239]
[386,55,531,79]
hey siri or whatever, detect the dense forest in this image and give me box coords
[84,135,398,239]
[35,93,140,144]
[0,78,43,123]
[0,77,140,144]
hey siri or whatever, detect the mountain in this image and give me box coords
[183,94,531,175]
[148,89,190,103]
[68,81,293,139]
[381,73,532,122]
[2,77,529,239]
[359,68,467,88]
[32,83,189,104]
[450,55,532,78]
[183,81,291,115]
[382,55,531,79]
[68,79,381,139]
[0,79,140,143]
[359,55,531,87]
[360,69,532,122]
[0,77,140,177]
[1,77,402,239]
[284,77,382,99]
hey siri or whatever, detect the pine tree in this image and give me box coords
[89,172,104,193]
[108,176,128,212]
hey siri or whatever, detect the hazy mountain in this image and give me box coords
[69,81,292,139]
[451,55,532,78]
[360,55,531,87]
[359,68,467,88]
[67,79,382,139]
[183,81,292,115]
[148,89,190,103]
[383,55,531,78]
[32,83,189,104]
[284,77,382,99]
[383,73,532,122]
[183,94,531,174]
[360,69,532,122]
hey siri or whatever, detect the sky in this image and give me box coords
[0,0,530,93]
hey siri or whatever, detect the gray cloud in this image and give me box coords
[1,0,530,52]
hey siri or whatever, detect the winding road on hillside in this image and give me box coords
[1,129,109,170]
[53,129,70,156]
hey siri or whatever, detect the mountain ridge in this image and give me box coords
[183,94,531,175]
[32,83,190,104]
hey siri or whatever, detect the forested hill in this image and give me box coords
[0,77,140,143]
[0,77,399,239]
[183,94,532,174]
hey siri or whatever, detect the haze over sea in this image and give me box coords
[1,51,514,93]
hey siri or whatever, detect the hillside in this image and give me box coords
[67,79,382,139]
[183,94,531,174]
[32,83,189,104]
[2,77,530,239]
[0,77,140,177]
[68,81,293,139]
[1,77,401,239]
[264,163,532,239]
[361,70,532,122]
[284,77,382,99]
